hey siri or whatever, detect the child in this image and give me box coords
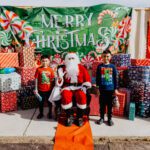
[96,49,118,126]
[34,55,55,119]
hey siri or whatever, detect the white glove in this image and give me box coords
[81,86,87,94]
[58,68,65,78]
[34,90,42,102]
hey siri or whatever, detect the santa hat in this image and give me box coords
[65,52,80,64]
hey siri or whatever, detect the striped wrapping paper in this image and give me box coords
[0,91,17,112]
[131,59,150,66]
[0,72,21,92]
[0,53,19,68]
[128,81,145,101]
[111,54,131,67]
[18,46,35,67]
[17,67,36,86]
[128,66,150,83]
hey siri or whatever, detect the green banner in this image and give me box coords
[0,4,132,67]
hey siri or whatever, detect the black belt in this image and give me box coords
[64,83,82,86]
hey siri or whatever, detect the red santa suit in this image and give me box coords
[58,64,91,110]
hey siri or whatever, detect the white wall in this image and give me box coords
[0,0,150,7]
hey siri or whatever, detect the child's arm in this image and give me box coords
[34,79,42,101]
[113,66,119,95]
[34,69,42,101]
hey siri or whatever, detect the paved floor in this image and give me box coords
[0,107,150,137]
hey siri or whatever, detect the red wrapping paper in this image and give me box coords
[92,62,101,77]
[0,91,17,112]
[17,67,36,86]
[89,92,126,117]
[131,59,150,66]
[18,46,35,67]
[113,92,126,117]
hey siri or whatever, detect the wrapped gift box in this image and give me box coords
[18,46,35,67]
[17,85,49,109]
[0,53,19,68]
[136,100,150,118]
[0,91,17,112]
[117,67,128,87]
[119,88,131,115]
[144,82,150,101]
[17,86,38,109]
[21,96,38,110]
[128,81,145,101]
[131,59,150,66]
[17,67,36,86]
[128,103,135,121]
[89,94,100,116]
[113,92,126,117]
[111,54,131,67]
[128,66,150,83]
[89,92,126,117]
[0,72,21,92]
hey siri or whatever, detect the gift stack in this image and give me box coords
[111,54,131,88]
[16,46,37,110]
[128,103,135,121]
[0,52,21,112]
[128,64,150,118]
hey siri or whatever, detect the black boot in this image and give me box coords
[76,108,85,127]
[54,101,61,121]
[65,109,74,126]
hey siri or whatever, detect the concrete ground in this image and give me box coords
[0,107,150,137]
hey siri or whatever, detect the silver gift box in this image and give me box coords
[0,72,21,92]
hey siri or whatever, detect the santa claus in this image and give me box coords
[57,52,91,126]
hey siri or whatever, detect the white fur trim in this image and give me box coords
[61,102,73,110]
[61,86,82,91]
[56,78,63,87]
[82,82,92,88]
[77,103,87,109]
[65,53,80,64]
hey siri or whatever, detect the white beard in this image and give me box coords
[65,60,79,83]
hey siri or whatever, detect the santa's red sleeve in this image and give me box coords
[81,65,91,88]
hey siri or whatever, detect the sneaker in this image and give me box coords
[107,120,114,126]
[65,116,74,127]
[77,118,84,127]
[96,118,104,125]
[37,113,44,119]
[47,113,52,119]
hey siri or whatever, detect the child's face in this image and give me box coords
[41,58,50,67]
[102,53,111,64]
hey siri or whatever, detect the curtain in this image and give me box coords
[129,9,150,59]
